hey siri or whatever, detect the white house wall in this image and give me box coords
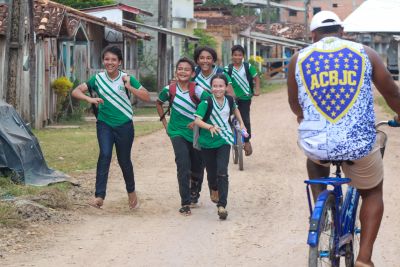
[172,0,194,19]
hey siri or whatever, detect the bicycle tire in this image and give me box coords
[237,129,244,171]
[309,193,338,267]
[344,200,361,267]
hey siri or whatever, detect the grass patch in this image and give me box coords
[133,106,159,117]
[375,96,395,115]
[32,121,162,174]
[260,81,285,94]
[0,202,24,227]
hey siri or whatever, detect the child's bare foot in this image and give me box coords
[88,197,103,209]
[128,192,139,209]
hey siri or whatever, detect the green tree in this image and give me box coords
[203,0,232,6]
[183,29,218,59]
[53,0,115,9]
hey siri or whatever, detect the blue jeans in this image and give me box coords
[171,136,204,206]
[201,144,230,208]
[95,120,135,199]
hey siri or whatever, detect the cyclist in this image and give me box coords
[287,11,400,267]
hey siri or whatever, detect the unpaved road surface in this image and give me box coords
[2,88,400,266]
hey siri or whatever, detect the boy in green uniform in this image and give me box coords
[71,46,150,209]
[194,73,246,220]
[156,57,210,215]
[224,45,260,156]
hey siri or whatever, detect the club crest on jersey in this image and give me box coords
[299,47,365,123]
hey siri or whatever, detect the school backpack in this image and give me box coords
[159,82,200,121]
[227,62,254,93]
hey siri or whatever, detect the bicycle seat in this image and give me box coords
[304,177,351,186]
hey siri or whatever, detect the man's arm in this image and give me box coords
[365,46,400,122]
[287,53,303,123]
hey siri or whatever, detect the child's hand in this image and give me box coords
[208,125,220,137]
[88,97,103,106]
[187,121,195,129]
[253,88,260,96]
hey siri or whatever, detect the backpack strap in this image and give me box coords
[226,95,234,116]
[243,62,254,92]
[193,66,202,81]
[227,64,233,77]
[159,83,177,121]
[215,67,224,74]
[86,80,98,118]
[188,82,200,105]
[202,96,214,122]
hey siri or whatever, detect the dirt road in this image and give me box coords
[2,88,400,266]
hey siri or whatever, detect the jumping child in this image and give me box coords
[224,44,260,156]
[194,73,246,220]
[156,57,210,216]
[71,46,150,209]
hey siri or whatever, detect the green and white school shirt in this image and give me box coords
[86,70,142,127]
[158,83,210,142]
[194,96,237,149]
[193,66,232,92]
[224,63,257,100]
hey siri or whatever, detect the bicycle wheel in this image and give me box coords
[344,200,361,267]
[309,193,338,267]
[236,129,244,171]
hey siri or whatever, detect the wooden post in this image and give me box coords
[157,0,169,92]
[304,0,310,42]
[5,0,24,107]
[28,0,36,125]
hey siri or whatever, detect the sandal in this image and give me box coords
[217,206,228,220]
[179,205,191,216]
[88,197,104,209]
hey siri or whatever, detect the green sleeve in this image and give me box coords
[200,90,211,101]
[86,75,97,94]
[195,100,208,119]
[249,64,258,78]
[129,76,142,90]
[158,86,169,102]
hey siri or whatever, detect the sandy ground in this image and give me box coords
[2,88,400,267]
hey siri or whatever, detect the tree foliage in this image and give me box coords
[183,29,218,59]
[52,0,115,9]
[203,0,232,6]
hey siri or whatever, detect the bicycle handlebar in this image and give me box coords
[376,119,400,129]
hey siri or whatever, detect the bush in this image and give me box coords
[140,73,157,92]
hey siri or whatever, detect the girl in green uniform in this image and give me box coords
[194,74,246,220]
[71,46,150,209]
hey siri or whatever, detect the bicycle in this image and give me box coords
[231,118,248,171]
[305,120,399,267]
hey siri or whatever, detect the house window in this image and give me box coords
[313,7,321,15]
[289,10,297,17]
[333,3,338,8]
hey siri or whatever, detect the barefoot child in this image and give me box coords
[71,46,150,209]
[156,57,210,216]
[224,45,260,156]
[194,73,246,220]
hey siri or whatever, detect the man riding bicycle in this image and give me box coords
[287,11,400,267]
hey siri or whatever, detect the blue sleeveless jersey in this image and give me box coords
[295,37,375,161]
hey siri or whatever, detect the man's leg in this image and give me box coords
[171,137,192,207]
[201,148,218,203]
[189,147,204,204]
[306,159,330,202]
[356,182,383,266]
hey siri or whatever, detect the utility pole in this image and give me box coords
[304,0,310,42]
[157,0,169,92]
[5,0,24,107]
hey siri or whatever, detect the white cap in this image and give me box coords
[310,11,343,32]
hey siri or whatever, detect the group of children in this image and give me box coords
[72,44,260,220]
[156,45,260,219]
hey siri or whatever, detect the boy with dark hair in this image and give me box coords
[224,44,260,156]
[156,57,210,216]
